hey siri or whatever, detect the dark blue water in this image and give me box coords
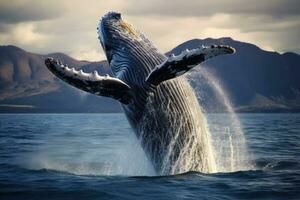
[0,113,299,199]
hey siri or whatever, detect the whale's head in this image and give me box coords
[97,12,164,77]
[97,12,141,63]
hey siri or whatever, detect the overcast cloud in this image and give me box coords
[0,0,299,61]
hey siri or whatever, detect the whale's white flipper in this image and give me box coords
[45,58,132,104]
[146,45,235,86]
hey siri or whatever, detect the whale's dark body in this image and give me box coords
[45,12,235,175]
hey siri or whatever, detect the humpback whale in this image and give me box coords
[45,12,235,175]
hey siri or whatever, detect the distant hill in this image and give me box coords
[0,45,120,113]
[0,37,299,113]
[167,37,300,112]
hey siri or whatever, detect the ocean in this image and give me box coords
[0,113,299,199]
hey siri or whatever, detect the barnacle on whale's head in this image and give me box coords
[119,20,140,38]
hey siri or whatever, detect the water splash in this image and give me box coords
[22,66,254,176]
[20,116,156,176]
[139,78,217,175]
[22,133,156,176]
[188,67,256,172]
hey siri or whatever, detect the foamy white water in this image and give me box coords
[20,115,156,176]
[189,67,256,172]
[140,78,217,175]
[21,67,255,176]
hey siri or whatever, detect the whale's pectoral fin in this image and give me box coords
[45,58,132,104]
[146,45,235,86]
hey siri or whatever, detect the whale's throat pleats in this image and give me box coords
[132,77,217,175]
[102,17,166,83]
[111,41,165,84]
[106,24,167,114]
[106,27,217,174]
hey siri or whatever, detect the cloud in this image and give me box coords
[0,0,299,61]
[0,23,47,46]
[0,0,124,60]
[126,13,300,54]
[0,0,64,24]
[124,0,300,18]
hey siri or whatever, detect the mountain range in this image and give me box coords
[0,37,299,113]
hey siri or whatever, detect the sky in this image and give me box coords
[0,0,299,61]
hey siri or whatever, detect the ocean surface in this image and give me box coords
[0,113,299,199]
